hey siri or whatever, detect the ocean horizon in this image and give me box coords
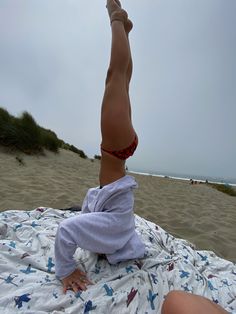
[129,169,236,186]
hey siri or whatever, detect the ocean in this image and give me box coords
[128,169,236,186]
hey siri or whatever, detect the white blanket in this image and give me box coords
[0,208,235,314]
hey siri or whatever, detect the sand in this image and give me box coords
[0,148,236,262]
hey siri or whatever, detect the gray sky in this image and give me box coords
[0,0,236,180]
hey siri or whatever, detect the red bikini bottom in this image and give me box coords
[101,134,138,160]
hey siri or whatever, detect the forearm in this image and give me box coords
[54,222,78,280]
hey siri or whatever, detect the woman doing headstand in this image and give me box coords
[54,3,231,313]
[54,0,145,294]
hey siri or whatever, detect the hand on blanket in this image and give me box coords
[62,268,93,294]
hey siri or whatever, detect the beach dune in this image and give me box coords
[1,148,236,262]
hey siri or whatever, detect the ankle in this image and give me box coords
[110,9,128,25]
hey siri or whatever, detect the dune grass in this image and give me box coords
[208,183,236,197]
[0,107,87,158]
[94,154,101,160]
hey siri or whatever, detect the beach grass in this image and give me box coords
[94,154,101,160]
[0,107,87,158]
[208,183,236,197]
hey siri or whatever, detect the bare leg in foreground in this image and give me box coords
[161,291,229,314]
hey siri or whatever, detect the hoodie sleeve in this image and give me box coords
[54,175,137,279]
[54,209,134,279]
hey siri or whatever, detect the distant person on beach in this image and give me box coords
[54,0,145,293]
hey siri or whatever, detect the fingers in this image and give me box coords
[63,284,67,294]
[64,281,88,293]
[62,276,93,294]
[76,271,94,286]
[77,272,93,284]
[76,281,87,292]
[61,268,94,294]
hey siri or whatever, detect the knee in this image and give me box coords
[57,218,72,239]
[57,217,78,240]
[161,291,187,314]
[105,67,125,86]
[105,68,112,85]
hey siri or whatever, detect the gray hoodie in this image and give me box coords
[54,175,145,279]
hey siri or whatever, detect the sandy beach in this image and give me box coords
[1,148,236,262]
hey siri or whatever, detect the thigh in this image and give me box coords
[101,74,135,150]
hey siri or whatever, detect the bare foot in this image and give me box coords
[125,19,133,34]
[113,0,133,34]
[107,0,133,33]
[114,0,122,8]
[106,0,121,18]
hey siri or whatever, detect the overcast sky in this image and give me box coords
[0,0,235,180]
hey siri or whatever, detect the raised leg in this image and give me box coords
[125,28,133,119]
[99,0,136,186]
[113,0,133,117]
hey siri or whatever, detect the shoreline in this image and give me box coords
[128,170,236,186]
